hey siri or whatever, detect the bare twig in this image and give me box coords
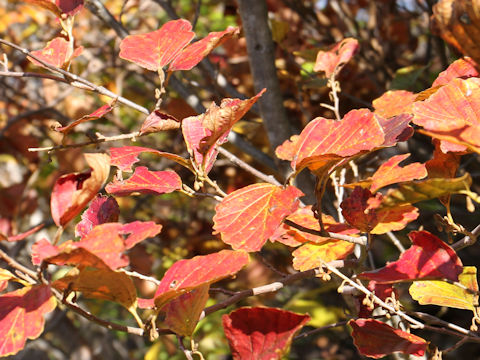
[452,224,480,251]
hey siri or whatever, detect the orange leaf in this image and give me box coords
[373,90,416,118]
[50,153,110,227]
[292,241,354,272]
[358,230,463,283]
[370,205,419,234]
[153,250,249,309]
[370,154,427,192]
[140,110,180,134]
[349,318,427,359]
[106,167,182,196]
[0,285,56,357]
[29,37,82,69]
[432,57,479,87]
[314,38,359,77]
[341,187,379,233]
[57,102,114,135]
[213,184,303,251]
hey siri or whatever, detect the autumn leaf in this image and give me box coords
[377,113,414,147]
[0,285,56,357]
[120,220,162,249]
[50,153,110,227]
[213,184,303,251]
[275,135,299,161]
[373,90,416,118]
[412,77,480,153]
[349,318,427,359]
[432,57,479,87]
[292,241,355,272]
[162,284,210,336]
[314,38,359,77]
[341,187,379,232]
[119,19,194,71]
[0,223,44,242]
[370,205,419,234]
[109,146,192,172]
[29,37,83,69]
[140,110,180,135]
[105,167,182,196]
[0,269,28,291]
[56,0,84,16]
[75,195,119,238]
[409,266,479,311]
[23,0,62,17]
[222,307,310,360]
[53,267,137,311]
[56,102,114,135]
[152,250,249,309]
[358,230,463,283]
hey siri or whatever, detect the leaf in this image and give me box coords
[162,284,210,337]
[378,173,474,208]
[50,153,110,227]
[372,90,416,118]
[169,26,239,71]
[75,195,119,238]
[213,184,303,251]
[0,285,56,357]
[23,0,62,17]
[291,109,385,173]
[314,38,359,77]
[292,241,355,272]
[426,141,460,180]
[377,113,414,147]
[56,0,84,16]
[349,318,427,359]
[370,205,419,234]
[369,154,427,192]
[140,110,180,135]
[53,268,137,311]
[409,266,479,310]
[1,223,44,243]
[358,230,463,283]
[412,78,480,153]
[29,37,82,69]
[120,221,162,249]
[105,167,182,196]
[275,135,299,161]
[153,250,249,309]
[182,91,264,173]
[432,57,479,87]
[341,187,379,232]
[271,206,358,246]
[56,102,114,135]
[0,269,28,292]
[222,307,310,360]
[109,146,191,172]
[119,19,194,71]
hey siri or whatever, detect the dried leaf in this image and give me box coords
[140,110,180,134]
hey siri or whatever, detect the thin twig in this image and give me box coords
[294,320,348,340]
[452,224,480,251]
[0,248,39,281]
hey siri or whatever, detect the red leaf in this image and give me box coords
[0,285,56,357]
[182,91,264,173]
[51,153,110,227]
[370,154,427,192]
[75,195,120,238]
[140,110,180,135]
[213,184,303,251]
[222,307,310,360]
[377,113,414,147]
[121,221,162,249]
[291,109,384,173]
[109,146,191,172]
[153,250,249,308]
[349,319,427,359]
[119,19,194,71]
[373,90,416,118]
[1,224,44,243]
[57,103,114,135]
[371,205,419,235]
[56,0,84,15]
[412,77,480,152]
[29,37,82,69]
[432,57,479,87]
[275,135,299,161]
[169,26,239,71]
[341,187,379,232]
[105,167,182,196]
[358,230,463,283]
[314,38,359,77]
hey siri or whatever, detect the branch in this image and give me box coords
[0,248,38,282]
[284,219,368,246]
[452,223,480,251]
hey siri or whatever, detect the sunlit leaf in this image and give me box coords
[373,90,416,118]
[50,153,110,227]
[29,37,82,69]
[358,230,463,283]
[292,241,354,272]
[56,102,114,135]
[140,110,180,134]
[370,205,419,234]
[213,184,303,251]
[162,284,210,336]
[314,38,359,77]
[0,285,56,357]
[349,318,427,359]
[23,0,62,17]
[121,221,162,249]
[432,57,479,87]
[409,266,479,310]
[109,146,191,172]
[1,224,44,243]
[377,113,414,147]
[106,167,182,196]
[152,250,249,309]
[222,307,310,360]
[75,195,119,238]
